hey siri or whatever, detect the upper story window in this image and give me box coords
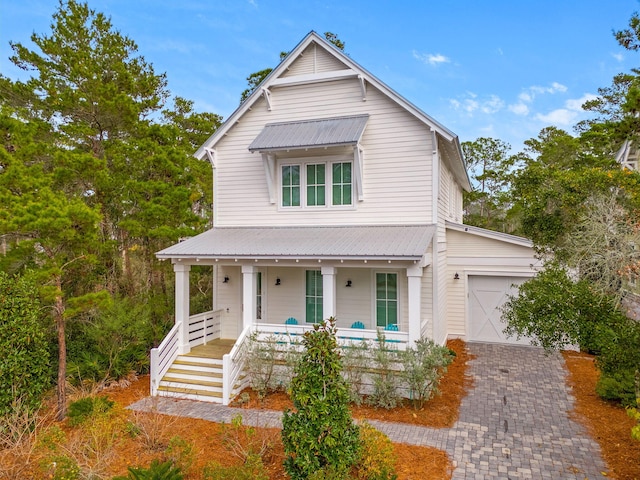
[282,165,301,207]
[332,162,352,206]
[281,159,352,209]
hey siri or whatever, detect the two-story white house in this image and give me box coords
[150,31,537,404]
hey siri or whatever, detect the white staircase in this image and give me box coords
[157,353,225,402]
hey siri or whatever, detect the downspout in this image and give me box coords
[431,129,440,343]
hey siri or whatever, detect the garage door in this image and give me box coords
[468,275,533,345]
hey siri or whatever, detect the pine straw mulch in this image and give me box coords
[100,338,472,479]
[6,340,638,479]
[562,351,640,480]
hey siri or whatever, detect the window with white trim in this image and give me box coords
[280,158,352,208]
[305,270,323,323]
[376,272,398,327]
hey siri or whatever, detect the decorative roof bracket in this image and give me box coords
[358,75,367,101]
[262,87,273,111]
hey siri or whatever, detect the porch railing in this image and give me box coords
[150,322,181,396]
[150,309,223,396]
[222,324,254,405]
[188,309,223,348]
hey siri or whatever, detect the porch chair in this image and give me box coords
[285,317,298,325]
[384,323,400,345]
[350,321,365,329]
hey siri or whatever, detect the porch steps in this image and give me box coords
[157,341,245,404]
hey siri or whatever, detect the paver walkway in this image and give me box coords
[129,343,609,479]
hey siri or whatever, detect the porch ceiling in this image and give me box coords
[156,225,435,261]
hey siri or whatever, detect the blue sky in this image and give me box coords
[1,0,640,153]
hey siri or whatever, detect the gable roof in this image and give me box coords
[194,31,471,191]
[249,114,369,153]
[157,225,436,261]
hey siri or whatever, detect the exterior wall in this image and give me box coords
[282,43,349,77]
[420,265,433,339]
[213,78,434,227]
[214,264,413,338]
[445,228,538,337]
[214,265,243,339]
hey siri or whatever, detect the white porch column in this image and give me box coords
[242,265,256,331]
[321,266,337,321]
[407,265,423,346]
[174,263,191,354]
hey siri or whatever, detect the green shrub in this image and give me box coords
[202,454,268,480]
[67,395,114,426]
[353,422,397,480]
[341,340,370,405]
[400,338,453,409]
[164,436,195,475]
[282,318,360,480]
[0,271,52,416]
[67,297,155,383]
[628,407,640,442]
[114,459,183,480]
[596,370,638,407]
[46,454,80,480]
[366,332,400,409]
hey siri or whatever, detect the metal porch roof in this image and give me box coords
[156,225,435,260]
[248,115,369,153]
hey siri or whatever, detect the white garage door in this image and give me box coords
[468,275,533,345]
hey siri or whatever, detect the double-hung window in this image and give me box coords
[305,270,323,323]
[306,164,325,206]
[281,159,352,208]
[282,165,300,207]
[332,162,352,206]
[376,273,398,327]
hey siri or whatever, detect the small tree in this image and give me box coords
[281,318,360,479]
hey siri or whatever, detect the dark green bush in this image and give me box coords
[0,271,52,416]
[596,370,638,407]
[67,396,114,426]
[67,297,155,383]
[114,459,183,480]
[282,318,360,480]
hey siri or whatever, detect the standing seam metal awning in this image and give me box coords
[156,225,435,260]
[248,114,369,152]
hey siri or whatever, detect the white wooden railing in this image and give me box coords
[222,324,254,405]
[150,322,181,396]
[151,309,223,396]
[220,322,409,405]
[188,309,223,348]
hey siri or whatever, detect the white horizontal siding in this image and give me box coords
[446,265,466,337]
[282,43,349,77]
[214,266,242,338]
[447,229,534,258]
[213,79,434,227]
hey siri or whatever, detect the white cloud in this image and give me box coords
[535,109,576,126]
[450,92,503,115]
[413,50,451,66]
[509,102,529,115]
[565,93,597,111]
[613,52,624,62]
[481,95,504,114]
[529,82,567,96]
[535,93,598,126]
[518,92,532,103]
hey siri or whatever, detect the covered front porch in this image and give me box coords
[151,225,435,404]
